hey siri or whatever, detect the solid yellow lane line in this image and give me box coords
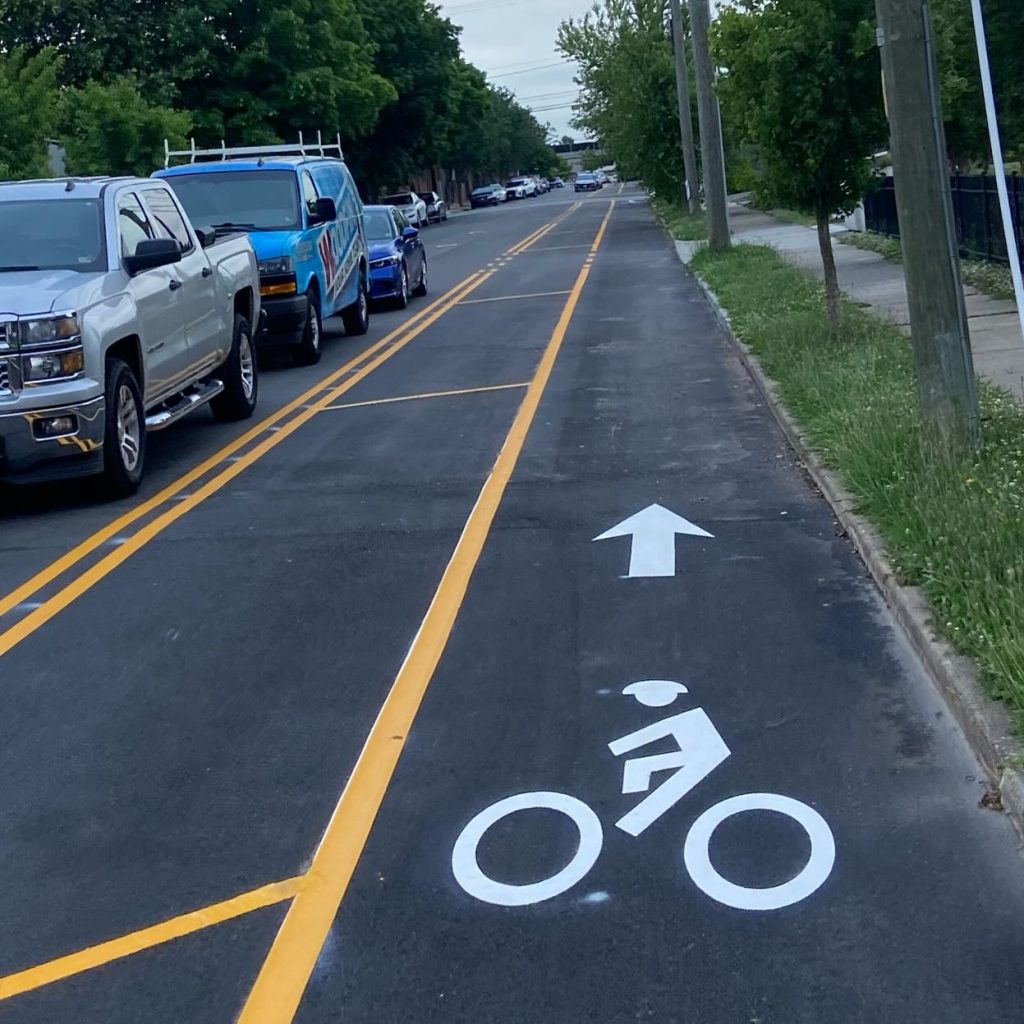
[0,271,491,661]
[0,280,479,623]
[235,199,617,1024]
[521,244,593,253]
[322,382,530,412]
[0,877,302,1002]
[0,207,578,628]
[0,208,579,661]
[507,202,580,254]
[457,290,573,306]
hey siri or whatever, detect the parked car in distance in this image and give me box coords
[471,184,506,208]
[507,177,537,199]
[549,177,565,189]
[364,205,428,310]
[0,176,261,494]
[156,140,370,367]
[534,177,549,195]
[595,170,610,187]
[381,191,428,228]
[575,172,601,193]
[419,191,448,223]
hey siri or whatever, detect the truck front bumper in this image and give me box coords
[259,294,309,346]
[0,396,105,484]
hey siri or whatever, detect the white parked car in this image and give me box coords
[382,191,428,228]
[418,191,448,223]
[506,177,537,200]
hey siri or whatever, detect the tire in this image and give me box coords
[102,357,146,498]
[293,291,323,366]
[211,313,258,421]
[341,276,370,336]
[393,263,410,310]
[412,257,428,298]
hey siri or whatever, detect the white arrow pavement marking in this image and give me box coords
[593,504,713,578]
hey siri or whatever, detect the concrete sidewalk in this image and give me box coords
[684,204,1024,400]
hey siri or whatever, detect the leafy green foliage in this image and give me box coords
[713,0,886,326]
[0,0,560,188]
[557,0,688,197]
[60,77,192,177]
[692,243,1024,725]
[714,0,885,220]
[0,47,62,180]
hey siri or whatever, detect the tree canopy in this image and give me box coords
[0,0,560,190]
[714,0,886,328]
[557,0,686,197]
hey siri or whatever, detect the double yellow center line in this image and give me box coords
[236,199,616,1023]
[0,204,580,662]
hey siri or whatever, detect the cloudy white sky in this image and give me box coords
[437,0,593,142]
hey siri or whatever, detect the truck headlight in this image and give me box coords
[22,347,85,382]
[20,314,80,348]
[258,257,294,276]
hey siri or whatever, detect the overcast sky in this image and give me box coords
[437,0,593,142]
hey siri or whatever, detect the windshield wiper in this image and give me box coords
[211,222,258,231]
[0,265,42,271]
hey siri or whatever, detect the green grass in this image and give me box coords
[690,243,1024,728]
[650,195,707,241]
[842,231,1017,302]
[766,207,817,228]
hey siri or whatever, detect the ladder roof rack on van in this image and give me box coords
[164,131,343,167]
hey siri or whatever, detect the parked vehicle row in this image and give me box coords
[0,131,589,498]
[1,136,382,496]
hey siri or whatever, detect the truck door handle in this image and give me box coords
[201,266,213,278]
[169,279,182,291]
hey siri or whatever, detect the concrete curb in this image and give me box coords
[684,257,1024,843]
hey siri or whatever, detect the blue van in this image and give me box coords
[155,139,369,365]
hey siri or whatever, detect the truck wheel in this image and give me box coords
[211,314,258,421]
[341,278,370,336]
[293,291,322,366]
[103,357,146,498]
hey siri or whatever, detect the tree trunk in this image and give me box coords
[816,206,841,333]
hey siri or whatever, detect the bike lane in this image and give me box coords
[294,198,1024,1022]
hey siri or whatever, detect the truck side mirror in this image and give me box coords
[194,226,217,249]
[124,238,183,276]
[308,197,337,225]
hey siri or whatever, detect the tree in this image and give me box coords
[61,77,192,176]
[558,0,688,198]
[714,0,886,330]
[0,0,396,147]
[347,0,460,191]
[0,47,62,180]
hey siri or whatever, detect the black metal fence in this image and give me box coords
[864,174,1024,265]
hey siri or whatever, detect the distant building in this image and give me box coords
[553,140,602,174]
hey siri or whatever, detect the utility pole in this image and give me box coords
[875,0,980,448]
[686,0,730,250]
[669,0,700,216]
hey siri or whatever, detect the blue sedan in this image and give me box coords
[363,204,427,309]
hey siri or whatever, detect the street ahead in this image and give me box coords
[1,187,1023,1023]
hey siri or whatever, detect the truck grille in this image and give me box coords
[0,359,10,396]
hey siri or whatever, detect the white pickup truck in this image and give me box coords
[0,176,262,496]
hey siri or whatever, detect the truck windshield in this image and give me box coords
[0,199,106,273]
[162,171,301,232]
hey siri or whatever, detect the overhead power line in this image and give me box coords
[488,60,572,80]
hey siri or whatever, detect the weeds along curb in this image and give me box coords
[687,261,1024,843]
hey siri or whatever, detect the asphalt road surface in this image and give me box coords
[2,185,1023,1023]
